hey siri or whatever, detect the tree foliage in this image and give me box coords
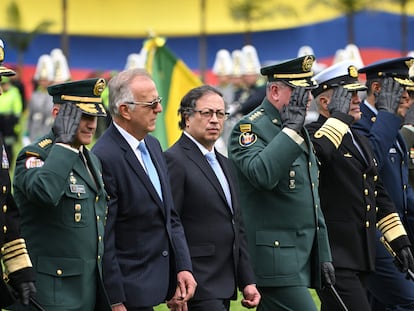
[228,0,296,45]
[3,0,53,66]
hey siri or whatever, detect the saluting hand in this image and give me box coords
[53,103,83,145]
[281,87,309,133]
[376,77,404,115]
[328,85,353,116]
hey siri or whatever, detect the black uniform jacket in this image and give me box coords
[0,135,34,308]
[307,114,405,271]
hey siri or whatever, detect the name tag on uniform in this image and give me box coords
[389,148,397,154]
[70,184,85,193]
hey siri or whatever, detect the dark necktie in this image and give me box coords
[79,151,96,186]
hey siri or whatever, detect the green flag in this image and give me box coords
[143,37,202,149]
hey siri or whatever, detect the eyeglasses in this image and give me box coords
[193,109,229,120]
[126,97,162,109]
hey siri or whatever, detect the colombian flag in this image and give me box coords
[143,37,202,150]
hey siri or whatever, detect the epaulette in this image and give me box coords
[38,138,52,148]
[248,109,265,122]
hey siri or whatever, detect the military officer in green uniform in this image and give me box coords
[0,38,36,309]
[13,78,111,311]
[227,55,334,311]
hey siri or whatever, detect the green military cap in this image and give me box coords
[358,56,414,87]
[312,60,367,97]
[260,55,318,89]
[0,39,16,77]
[48,78,107,117]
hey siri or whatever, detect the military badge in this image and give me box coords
[239,132,257,147]
[25,157,44,169]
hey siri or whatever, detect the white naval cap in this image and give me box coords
[231,49,244,77]
[312,60,367,97]
[50,48,71,83]
[241,45,261,75]
[124,53,144,70]
[212,49,233,76]
[33,54,54,81]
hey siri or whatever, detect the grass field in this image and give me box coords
[153,289,321,310]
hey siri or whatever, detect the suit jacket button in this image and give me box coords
[162,250,169,257]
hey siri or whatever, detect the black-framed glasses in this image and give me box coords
[193,109,229,120]
[126,96,162,109]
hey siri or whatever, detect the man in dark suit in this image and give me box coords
[306,60,414,310]
[164,85,261,310]
[0,38,36,309]
[13,78,111,310]
[92,68,196,311]
[353,57,414,311]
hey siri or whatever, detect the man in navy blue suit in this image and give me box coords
[92,68,196,311]
[353,57,414,311]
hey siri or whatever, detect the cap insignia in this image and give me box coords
[394,77,414,86]
[93,78,106,96]
[348,65,358,78]
[405,59,414,69]
[289,79,311,87]
[302,55,315,72]
[76,103,99,114]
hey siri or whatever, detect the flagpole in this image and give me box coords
[199,0,207,83]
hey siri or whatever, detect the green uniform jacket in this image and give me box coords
[228,99,332,289]
[13,131,111,311]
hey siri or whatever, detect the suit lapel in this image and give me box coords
[180,135,233,214]
[344,132,367,166]
[110,125,165,212]
[396,133,407,155]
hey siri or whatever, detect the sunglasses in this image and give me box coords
[126,97,162,109]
